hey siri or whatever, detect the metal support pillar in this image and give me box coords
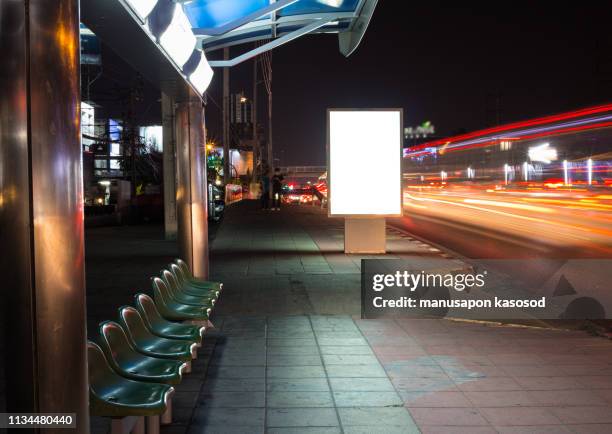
[252,56,259,181]
[0,0,89,431]
[175,88,209,280]
[222,47,230,184]
[162,92,178,239]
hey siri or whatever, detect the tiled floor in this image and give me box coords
[87,201,612,433]
[190,315,418,434]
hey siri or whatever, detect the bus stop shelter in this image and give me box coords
[0,0,377,430]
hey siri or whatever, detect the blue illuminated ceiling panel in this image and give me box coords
[182,0,377,63]
[278,0,360,16]
[184,0,270,30]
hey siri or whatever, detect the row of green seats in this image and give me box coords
[88,258,223,434]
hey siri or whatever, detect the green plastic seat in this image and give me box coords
[88,341,174,418]
[118,306,196,362]
[134,293,204,343]
[160,270,216,308]
[174,258,223,292]
[98,321,187,385]
[169,263,220,298]
[152,277,210,322]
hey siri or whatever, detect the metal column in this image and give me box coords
[175,89,209,280]
[222,47,230,184]
[162,92,178,240]
[0,0,89,431]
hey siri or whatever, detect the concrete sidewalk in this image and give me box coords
[88,201,612,434]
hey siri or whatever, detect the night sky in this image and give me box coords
[205,1,612,166]
[94,1,612,166]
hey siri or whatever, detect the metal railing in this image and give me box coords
[279,166,327,175]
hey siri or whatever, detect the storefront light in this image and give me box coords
[159,5,197,68]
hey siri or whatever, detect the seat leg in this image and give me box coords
[189,319,208,328]
[146,415,160,434]
[161,397,173,425]
[111,417,137,434]
[132,417,145,434]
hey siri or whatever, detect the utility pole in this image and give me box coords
[267,74,273,172]
[252,55,258,182]
[223,47,230,184]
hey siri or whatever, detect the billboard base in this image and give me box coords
[345,217,386,254]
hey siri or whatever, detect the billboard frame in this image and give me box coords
[326,108,404,218]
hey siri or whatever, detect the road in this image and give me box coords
[390,185,612,259]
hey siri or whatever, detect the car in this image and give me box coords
[282,188,314,204]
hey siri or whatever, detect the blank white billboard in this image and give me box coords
[328,109,403,216]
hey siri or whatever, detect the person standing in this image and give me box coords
[272,168,284,210]
[261,169,270,210]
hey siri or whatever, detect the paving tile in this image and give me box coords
[199,391,265,407]
[464,391,537,407]
[267,408,339,427]
[479,407,562,426]
[408,407,488,426]
[494,426,572,434]
[455,376,523,392]
[576,376,612,389]
[202,378,266,392]
[385,362,447,379]
[419,427,496,434]
[566,424,612,434]
[268,330,316,339]
[338,407,418,427]
[268,345,320,355]
[329,377,396,392]
[314,331,364,339]
[333,391,403,407]
[206,366,265,379]
[319,346,375,355]
[343,426,421,434]
[267,391,335,407]
[266,428,341,434]
[317,337,369,346]
[325,364,388,378]
[322,354,380,365]
[393,376,458,393]
[441,364,507,379]
[401,391,474,407]
[267,366,327,379]
[268,338,318,347]
[191,407,265,427]
[530,389,606,406]
[266,378,330,393]
[187,426,264,434]
[210,353,266,366]
[267,354,323,366]
[513,376,582,391]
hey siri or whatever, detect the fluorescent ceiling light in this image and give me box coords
[318,0,344,7]
[189,51,214,95]
[125,0,158,21]
[159,5,197,68]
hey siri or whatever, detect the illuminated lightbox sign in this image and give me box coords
[328,109,403,216]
